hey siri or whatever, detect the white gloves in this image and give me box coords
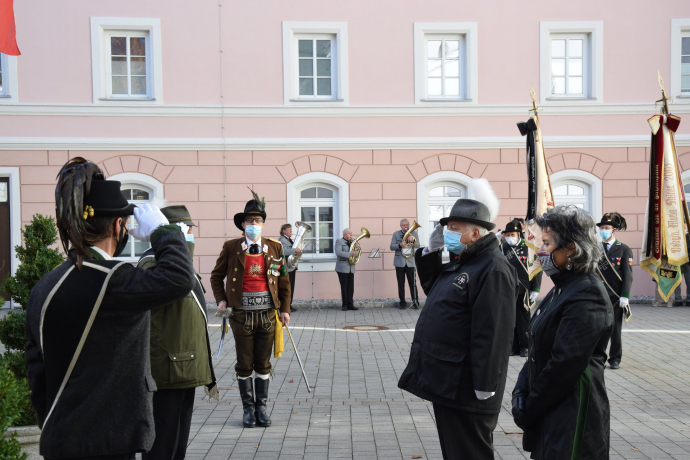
[176,222,189,235]
[427,223,445,252]
[530,292,539,302]
[619,297,629,308]
[475,390,495,400]
[129,204,169,242]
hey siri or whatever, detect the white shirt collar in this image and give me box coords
[90,246,112,260]
[245,236,263,253]
[605,237,616,249]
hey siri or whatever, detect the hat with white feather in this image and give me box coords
[439,178,500,230]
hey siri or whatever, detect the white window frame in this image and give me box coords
[286,172,350,271]
[104,30,151,100]
[0,53,19,103]
[296,185,337,258]
[548,33,589,99]
[0,168,20,308]
[671,19,690,101]
[282,21,349,105]
[414,23,478,105]
[90,17,163,105]
[416,171,472,245]
[550,170,602,219]
[540,21,603,104]
[293,34,337,101]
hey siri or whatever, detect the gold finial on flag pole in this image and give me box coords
[529,84,542,119]
[656,70,673,115]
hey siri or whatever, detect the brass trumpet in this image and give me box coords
[348,227,370,265]
[401,220,421,259]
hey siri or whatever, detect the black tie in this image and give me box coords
[603,242,609,253]
[250,244,259,254]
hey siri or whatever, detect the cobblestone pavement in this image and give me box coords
[183,304,690,460]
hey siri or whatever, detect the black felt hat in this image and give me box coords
[83,180,136,217]
[234,190,267,231]
[439,199,496,230]
[596,212,627,230]
[161,205,196,227]
[503,219,523,234]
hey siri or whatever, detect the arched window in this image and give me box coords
[428,184,464,228]
[298,185,336,255]
[552,180,590,210]
[416,171,471,246]
[550,170,602,219]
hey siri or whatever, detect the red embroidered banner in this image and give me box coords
[0,0,20,56]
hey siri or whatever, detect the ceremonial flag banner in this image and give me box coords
[0,0,20,55]
[641,113,688,301]
[518,116,554,281]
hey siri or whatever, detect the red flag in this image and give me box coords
[0,0,20,56]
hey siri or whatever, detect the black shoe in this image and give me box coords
[520,348,528,358]
[674,302,685,307]
[399,304,407,310]
[238,378,257,428]
[412,303,419,310]
[254,378,272,427]
[290,306,298,312]
[347,306,359,311]
[608,361,620,370]
[342,306,348,311]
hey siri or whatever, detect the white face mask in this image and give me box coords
[505,237,519,246]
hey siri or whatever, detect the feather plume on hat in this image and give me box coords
[468,178,500,222]
[247,187,266,213]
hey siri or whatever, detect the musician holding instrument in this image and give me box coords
[335,228,365,311]
[279,223,302,313]
[390,219,420,309]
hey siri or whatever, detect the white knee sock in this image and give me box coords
[255,373,271,380]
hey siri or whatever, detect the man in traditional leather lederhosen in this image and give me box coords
[500,219,542,357]
[210,190,291,428]
[596,212,633,370]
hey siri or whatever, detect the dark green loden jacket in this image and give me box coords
[138,242,216,390]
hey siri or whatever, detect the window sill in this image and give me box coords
[420,98,473,102]
[0,94,11,98]
[300,255,337,262]
[676,95,690,99]
[99,97,157,101]
[545,97,597,101]
[289,99,344,102]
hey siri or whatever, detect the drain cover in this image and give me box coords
[343,325,389,331]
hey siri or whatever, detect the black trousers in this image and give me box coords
[608,304,624,364]
[433,403,498,460]
[288,269,296,306]
[395,266,418,306]
[142,387,195,460]
[48,455,135,460]
[337,272,355,308]
[512,290,530,352]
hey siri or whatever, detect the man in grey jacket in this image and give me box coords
[279,223,301,312]
[390,219,420,309]
[335,228,359,311]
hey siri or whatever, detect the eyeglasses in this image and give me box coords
[244,218,264,224]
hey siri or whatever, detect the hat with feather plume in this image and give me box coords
[439,178,500,230]
[233,187,267,231]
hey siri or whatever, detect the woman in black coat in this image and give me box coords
[512,205,613,460]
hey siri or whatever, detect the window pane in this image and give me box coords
[573,203,584,209]
[301,187,316,198]
[112,76,128,94]
[569,39,583,57]
[316,59,331,76]
[299,59,313,77]
[683,37,690,55]
[569,59,582,76]
[317,187,333,198]
[0,182,8,202]
[551,39,565,57]
[568,185,585,195]
[316,40,331,58]
[111,56,127,76]
[569,76,583,94]
[319,222,333,237]
[318,207,333,222]
[429,186,444,197]
[111,37,126,55]
[131,57,146,76]
[298,40,313,57]
[303,224,315,238]
[303,238,315,253]
[132,189,150,200]
[427,40,442,58]
[445,78,460,96]
[131,76,147,95]
[682,56,690,75]
[551,76,565,94]
[299,78,314,96]
[317,78,332,96]
[553,185,568,195]
[428,78,442,95]
[130,37,146,56]
[301,207,315,221]
[427,59,442,77]
[551,59,565,76]
[134,240,151,257]
[446,187,461,197]
[682,75,690,92]
[318,238,333,254]
[121,189,132,200]
[430,205,444,221]
[445,60,459,77]
[445,40,460,58]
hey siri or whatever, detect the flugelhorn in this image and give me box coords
[402,220,421,259]
[348,227,370,265]
[287,221,312,270]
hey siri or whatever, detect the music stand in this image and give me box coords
[368,249,382,307]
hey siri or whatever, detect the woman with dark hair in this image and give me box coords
[279,223,300,312]
[512,205,612,460]
[25,157,196,460]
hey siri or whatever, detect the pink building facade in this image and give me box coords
[2,0,690,303]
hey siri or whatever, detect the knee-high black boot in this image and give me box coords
[254,378,272,427]
[238,378,256,428]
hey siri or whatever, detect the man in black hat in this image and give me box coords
[398,178,517,460]
[210,190,291,428]
[139,205,217,460]
[500,218,542,357]
[596,212,633,369]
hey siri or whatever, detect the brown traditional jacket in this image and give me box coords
[210,237,291,313]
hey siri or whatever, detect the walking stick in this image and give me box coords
[283,322,311,393]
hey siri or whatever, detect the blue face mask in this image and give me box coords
[185,233,194,243]
[245,224,262,240]
[600,229,612,241]
[444,230,466,254]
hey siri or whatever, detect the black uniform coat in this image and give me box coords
[500,239,543,296]
[398,234,517,414]
[597,239,633,303]
[513,269,612,460]
[26,226,195,458]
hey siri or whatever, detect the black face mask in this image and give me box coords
[112,223,129,258]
